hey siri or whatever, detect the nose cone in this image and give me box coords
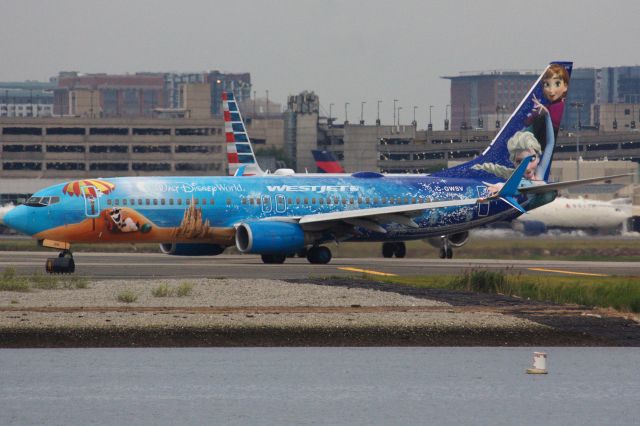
[2,205,33,235]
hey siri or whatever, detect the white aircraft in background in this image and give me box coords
[512,196,632,235]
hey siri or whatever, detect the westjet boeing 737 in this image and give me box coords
[2,61,628,273]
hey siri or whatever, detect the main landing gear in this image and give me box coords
[382,242,406,258]
[307,246,332,264]
[45,250,75,274]
[438,237,453,259]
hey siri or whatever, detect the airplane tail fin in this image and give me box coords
[222,92,265,176]
[432,61,573,184]
[312,150,346,173]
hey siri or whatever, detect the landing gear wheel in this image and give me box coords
[261,254,286,264]
[438,236,453,260]
[439,247,446,259]
[382,243,395,258]
[46,250,75,274]
[394,242,406,258]
[446,247,453,259]
[307,246,332,264]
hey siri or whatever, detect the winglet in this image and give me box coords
[496,155,533,213]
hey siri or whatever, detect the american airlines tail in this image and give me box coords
[432,61,573,185]
[222,92,265,176]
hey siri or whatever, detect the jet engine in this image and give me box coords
[159,243,226,256]
[235,221,312,255]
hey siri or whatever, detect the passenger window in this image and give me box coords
[312,198,316,204]
[177,199,182,205]
[138,199,142,205]
[186,199,191,205]
[161,199,165,205]
[130,199,135,205]
[242,198,247,205]
[249,198,254,205]
[210,199,215,205]
[255,198,260,205]
[319,198,324,205]
[114,199,120,206]
[146,199,150,205]
[303,198,308,205]
[153,199,158,205]
[169,199,174,205]
[107,199,112,206]
[349,198,354,204]
[226,198,231,206]
[194,198,199,205]
[202,199,206,205]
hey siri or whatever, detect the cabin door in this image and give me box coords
[81,185,101,218]
[275,194,287,213]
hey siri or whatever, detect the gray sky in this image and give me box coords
[2,0,639,127]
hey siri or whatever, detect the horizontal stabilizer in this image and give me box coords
[518,173,634,194]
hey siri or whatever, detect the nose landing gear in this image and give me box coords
[45,250,75,274]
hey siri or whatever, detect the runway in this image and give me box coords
[1,251,637,279]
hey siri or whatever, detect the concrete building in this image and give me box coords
[53,70,252,118]
[444,66,640,132]
[0,113,284,200]
[0,81,55,118]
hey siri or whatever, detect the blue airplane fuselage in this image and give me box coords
[5,174,522,243]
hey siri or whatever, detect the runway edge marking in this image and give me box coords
[338,267,398,277]
[527,267,608,277]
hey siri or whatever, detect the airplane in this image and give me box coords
[512,196,632,235]
[2,61,630,273]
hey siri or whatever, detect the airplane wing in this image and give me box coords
[518,173,633,195]
[296,198,478,233]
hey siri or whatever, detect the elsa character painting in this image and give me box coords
[474,109,554,196]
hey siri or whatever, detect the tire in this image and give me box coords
[394,242,406,258]
[382,243,395,258]
[307,246,332,264]
[261,254,286,264]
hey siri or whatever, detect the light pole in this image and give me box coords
[397,106,403,127]
[376,100,382,126]
[444,104,450,130]
[393,99,398,131]
[265,89,269,117]
[428,105,433,131]
[253,90,256,116]
[329,103,334,127]
[412,106,417,127]
[360,101,366,125]
[571,101,583,179]
[344,102,349,125]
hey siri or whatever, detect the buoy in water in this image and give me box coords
[526,351,548,374]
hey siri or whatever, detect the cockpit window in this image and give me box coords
[25,196,60,207]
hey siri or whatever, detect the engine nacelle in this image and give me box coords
[236,221,308,254]
[159,243,226,256]
[512,220,547,236]
[424,231,470,248]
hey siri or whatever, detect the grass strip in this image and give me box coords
[374,270,640,313]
